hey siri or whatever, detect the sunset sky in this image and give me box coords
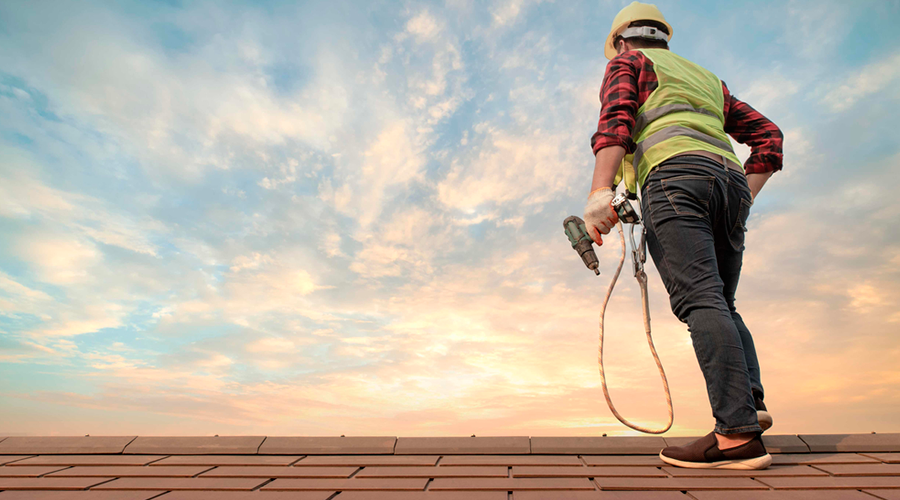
[1,0,898,437]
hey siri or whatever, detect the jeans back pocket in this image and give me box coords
[660,174,715,218]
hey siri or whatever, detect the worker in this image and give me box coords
[584,2,784,469]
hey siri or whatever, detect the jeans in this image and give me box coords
[639,155,763,435]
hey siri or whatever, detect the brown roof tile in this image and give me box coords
[198,465,358,478]
[755,475,900,489]
[516,492,680,500]
[8,455,167,467]
[151,455,302,466]
[0,492,163,500]
[43,466,213,477]
[798,433,900,452]
[512,465,666,478]
[354,465,507,478]
[259,436,396,455]
[90,477,269,490]
[862,490,900,500]
[595,477,768,490]
[152,493,333,500]
[771,453,881,465]
[810,463,900,476]
[531,436,665,455]
[0,466,71,477]
[394,436,530,454]
[293,455,438,466]
[260,477,429,490]
[122,436,264,455]
[581,455,666,467]
[863,452,900,463]
[437,455,582,466]
[428,476,596,490]
[0,456,34,466]
[0,437,136,455]
[335,493,507,500]
[661,464,826,477]
[689,491,877,499]
[0,477,117,490]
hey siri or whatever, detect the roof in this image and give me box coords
[0,433,899,499]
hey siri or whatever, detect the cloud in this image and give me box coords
[822,51,900,112]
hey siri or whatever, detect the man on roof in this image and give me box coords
[583,1,784,469]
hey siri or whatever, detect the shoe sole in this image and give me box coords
[758,410,773,431]
[659,451,773,470]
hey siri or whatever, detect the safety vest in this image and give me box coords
[615,48,742,192]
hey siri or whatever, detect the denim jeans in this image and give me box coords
[639,155,763,435]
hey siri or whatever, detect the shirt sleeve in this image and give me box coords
[591,53,644,155]
[722,81,784,174]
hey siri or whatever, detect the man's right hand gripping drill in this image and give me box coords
[584,186,619,245]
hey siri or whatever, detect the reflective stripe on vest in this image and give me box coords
[632,103,720,139]
[632,125,735,172]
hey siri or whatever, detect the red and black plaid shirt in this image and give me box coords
[591,51,784,174]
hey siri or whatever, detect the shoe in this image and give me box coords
[659,432,772,470]
[754,391,773,431]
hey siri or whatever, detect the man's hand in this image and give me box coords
[584,187,619,244]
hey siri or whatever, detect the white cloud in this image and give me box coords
[823,52,900,112]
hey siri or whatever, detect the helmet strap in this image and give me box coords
[618,26,669,42]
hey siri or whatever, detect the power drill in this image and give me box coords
[564,192,641,275]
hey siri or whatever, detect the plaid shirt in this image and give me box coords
[591,51,784,174]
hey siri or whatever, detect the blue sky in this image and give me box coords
[1,0,899,436]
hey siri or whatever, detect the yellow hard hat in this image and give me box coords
[605,1,673,60]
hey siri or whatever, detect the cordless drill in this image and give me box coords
[564,192,641,275]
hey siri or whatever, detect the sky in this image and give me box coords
[1,0,898,438]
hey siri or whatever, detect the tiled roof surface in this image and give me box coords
[0,433,899,499]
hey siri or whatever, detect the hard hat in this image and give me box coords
[605,1,673,60]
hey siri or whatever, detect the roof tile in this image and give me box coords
[771,453,881,465]
[594,477,768,490]
[862,491,900,500]
[0,456,34,466]
[136,493,331,500]
[354,466,507,478]
[44,466,213,477]
[798,433,900,452]
[90,477,269,490]
[438,455,582,466]
[756,475,900,489]
[531,436,665,455]
[334,493,507,500]
[0,477,117,490]
[259,436,396,455]
[689,490,877,499]
[151,455,302,466]
[198,466,358,478]
[123,436,264,455]
[661,465,826,477]
[862,453,900,464]
[294,455,437,466]
[0,466,71,477]
[428,477,596,490]
[581,455,665,467]
[811,463,900,476]
[394,436,530,455]
[9,455,167,467]
[513,466,665,478]
[260,477,429,490]
[0,437,136,455]
[0,491,163,500]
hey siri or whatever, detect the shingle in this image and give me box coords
[198,466,358,478]
[0,437,136,455]
[293,455,437,466]
[862,491,900,500]
[0,466,71,477]
[771,453,881,465]
[148,493,333,500]
[756,476,900,489]
[690,491,876,499]
[0,456,34,466]
[151,455,302,466]
[9,455,168,467]
[259,436,396,455]
[812,463,900,476]
[91,477,269,490]
[260,477,429,490]
[122,436,264,455]
[581,455,665,467]
[518,493,683,500]
[661,465,826,477]
[0,477,117,490]
[428,477,596,490]
[593,477,767,490]
[354,466,507,478]
[394,436,530,455]
[0,492,163,500]
[862,453,900,464]
[437,455,582,466]
[44,466,213,477]
[798,433,900,452]
[335,493,507,500]
[512,466,665,478]
[531,436,665,455]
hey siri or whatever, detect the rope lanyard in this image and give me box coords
[597,200,674,434]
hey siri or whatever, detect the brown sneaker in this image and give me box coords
[754,391,773,431]
[660,432,772,469]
